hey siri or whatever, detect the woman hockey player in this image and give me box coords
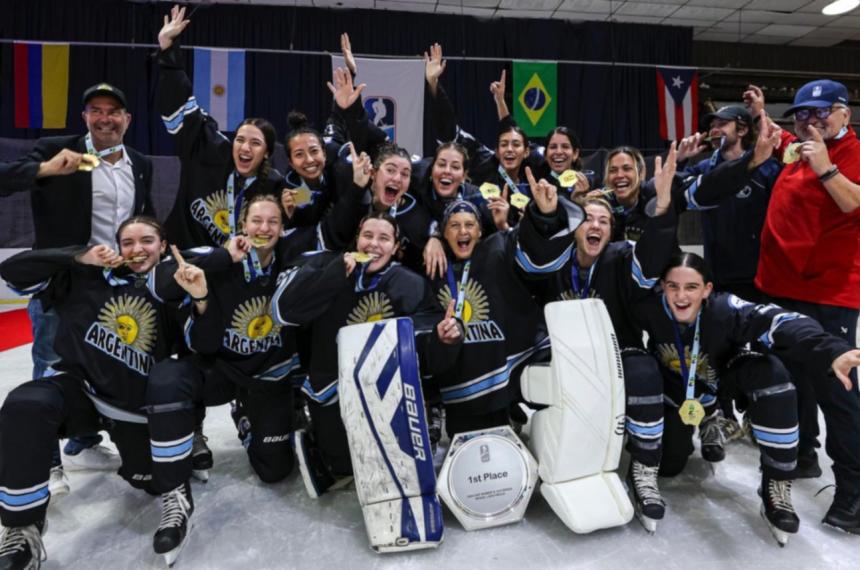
[156,5,284,249]
[624,252,860,544]
[0,217,234,568]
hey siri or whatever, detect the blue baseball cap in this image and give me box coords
[783,79,849,117]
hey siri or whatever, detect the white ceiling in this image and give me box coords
[188,0,860,47]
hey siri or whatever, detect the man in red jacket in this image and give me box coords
[747,79,860,534]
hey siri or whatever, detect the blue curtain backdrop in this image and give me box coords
[0,0,692,156]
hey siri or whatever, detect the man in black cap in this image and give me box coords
[0,82,154,493]
[676,102,778,303]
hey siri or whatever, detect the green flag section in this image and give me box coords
[513,61,557,136]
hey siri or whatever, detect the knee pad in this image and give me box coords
[338,318,443,552]
[521,300,633,533]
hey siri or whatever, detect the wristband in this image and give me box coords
[818,165,839,183]
[191,293,209,303]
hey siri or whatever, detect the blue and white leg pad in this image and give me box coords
[337,317,444,552]
[521,300,634,533]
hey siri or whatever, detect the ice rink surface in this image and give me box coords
[0,343,857,570]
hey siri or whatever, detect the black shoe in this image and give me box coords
[154,481,194,566]
[822,487,860,534]
[0,521,46,570]
[794,448,822,479]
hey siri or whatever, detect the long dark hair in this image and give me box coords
[545,126,583,171]
[661,252,713,283]
[236,117,276,181]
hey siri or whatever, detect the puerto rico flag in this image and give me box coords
[656,67,698,141]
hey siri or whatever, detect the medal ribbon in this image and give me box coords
[497,165,528,195]
[569,249,595,299]
[662,295,702,402]
[354,263,382,293]
[445,260,472,319]
[243,248,273,283]
[85,133,124,159]
[225,171,257,238]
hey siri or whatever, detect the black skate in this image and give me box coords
[822,486,860,535]
[427,404,443,457]
[628,461,665,534]
[154,482,194,567]
[230,400,252,449]
[190,428,213,483]
[698,410,726,463]
[0,521,45,570]
[759,475,799,546]
[291,429,336,498]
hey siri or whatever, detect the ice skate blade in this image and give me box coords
[634,511,658,534]
[821,521,860,535]
[191,469,209,483]
[161,518,194,568]
[759,505,790,547]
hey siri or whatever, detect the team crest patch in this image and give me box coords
[85,294,157,375]
[347,291,394,324]
[225,296,282,354]
[656,343,718,387]
[437,280,504,344]
[364,97,396,140]
[190,190,245,244]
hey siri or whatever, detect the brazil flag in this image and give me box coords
[513,61,557,136]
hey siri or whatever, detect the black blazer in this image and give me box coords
[0,135,154,248]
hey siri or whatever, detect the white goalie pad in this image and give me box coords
[338,318,444,553]
[520,299,633,533]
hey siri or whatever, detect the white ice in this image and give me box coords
[0,342,857,569]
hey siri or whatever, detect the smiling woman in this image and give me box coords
[156,5,284,250]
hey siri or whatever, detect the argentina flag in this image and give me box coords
[193,47,246,131]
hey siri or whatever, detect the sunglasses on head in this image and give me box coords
[793,105,846,122]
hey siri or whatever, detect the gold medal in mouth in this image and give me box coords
[250,235,270,247]
[351,252,378,264]
[78,154,100,172]
[124,254,149,265]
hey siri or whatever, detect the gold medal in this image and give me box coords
[510,193,530,210]
[782,143,801,165]
[123,254,148,265]
[351,252,377,264]
[250,235,270,247]
[558,169,578,188]
[679,399,705,426]
[292,185,312,206]
[77,154,100,172]
[479,182,501,199]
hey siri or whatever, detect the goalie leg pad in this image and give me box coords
[338,318,443,552]
[521,300,633,533]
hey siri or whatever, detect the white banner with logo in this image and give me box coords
[331,56,424,156]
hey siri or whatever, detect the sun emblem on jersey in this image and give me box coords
[98,295,157,352]
[437,279,489,323]
[656,343,717,383]
[202,190,247,236]
[231,297,281,339]
[347,292,394,324]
